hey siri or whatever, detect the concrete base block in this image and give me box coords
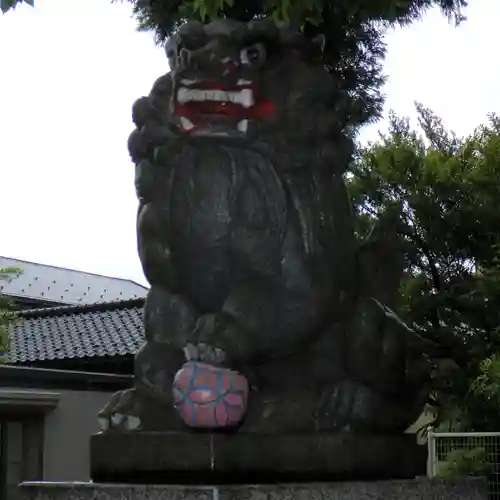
[19,477,488,500]
[90,432,427,483]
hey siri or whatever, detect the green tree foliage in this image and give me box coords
[349,105,500,430]
[0,267,22,363]
[471,354,500,416]
[1,0,32,13]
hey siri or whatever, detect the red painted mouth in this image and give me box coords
[173,80,275,134]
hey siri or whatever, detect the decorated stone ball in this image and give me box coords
[172,361,249,429]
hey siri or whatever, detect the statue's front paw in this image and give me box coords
[183,313,252,366]
[183,313,228,365]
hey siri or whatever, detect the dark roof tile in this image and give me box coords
[8,298,145,364]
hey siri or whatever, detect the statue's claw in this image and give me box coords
[183,312,249,366]
[183,343,199,361]
[184,342,226,364]
[97,388,143,432]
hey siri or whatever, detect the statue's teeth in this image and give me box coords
[180,117,195,130]
[206,90,230,101]
[177,87,254,108]
[177,87,190,103]
[239,89,254,108]
[237,120,248,133]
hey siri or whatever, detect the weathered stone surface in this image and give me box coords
[98,17,435,437]
[90,431,426,484]
[19,483,213,500]
[219,478,489,500]
[19,478,488,500]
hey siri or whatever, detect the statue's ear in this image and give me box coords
[311,34,326,54]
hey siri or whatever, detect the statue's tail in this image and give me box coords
[356,204,406,309]
[356,205,442,357]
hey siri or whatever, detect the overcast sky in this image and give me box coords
[1,0,498,286]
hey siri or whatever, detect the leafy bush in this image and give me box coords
[438,447,491,477]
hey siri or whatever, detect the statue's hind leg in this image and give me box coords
[313,297,432,433]
[239,296,432,434]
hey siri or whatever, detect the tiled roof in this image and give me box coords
[8,298,145,364]
[0,256,148,305]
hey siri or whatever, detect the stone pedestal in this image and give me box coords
[19,478,488,500]
[90,432,427,484]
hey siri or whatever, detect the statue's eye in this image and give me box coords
[240,43,266,66]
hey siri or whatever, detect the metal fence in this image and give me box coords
[427,428,500,498]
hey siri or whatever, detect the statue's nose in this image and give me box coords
[179,44,238,74]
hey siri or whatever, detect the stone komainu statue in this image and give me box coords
[99,18,433,434]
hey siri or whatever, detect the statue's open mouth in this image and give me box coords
[173,79,275,135]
